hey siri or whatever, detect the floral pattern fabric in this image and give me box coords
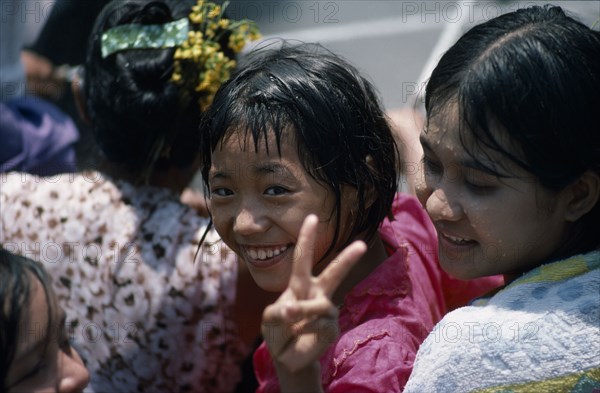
[0,171,245,393]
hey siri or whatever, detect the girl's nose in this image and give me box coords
[425,187,464,222]
[233,207,267,236]
[57,348,90,393]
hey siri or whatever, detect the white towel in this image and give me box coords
[404,251,600,393]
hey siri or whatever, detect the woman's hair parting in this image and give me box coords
[425,5,600,252]
[84,0,259,181]
[201,42,399,251]
[0,248,57,389]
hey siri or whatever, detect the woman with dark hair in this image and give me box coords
[404,6,600,390]
[200,42,502,392]
[259,6,600,392]
[0,0,260,391]
[1,248,90,392]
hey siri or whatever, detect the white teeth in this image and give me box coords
[246,245,288,260]
[445,234,472,244]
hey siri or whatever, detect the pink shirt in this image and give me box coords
[254,194,503,392]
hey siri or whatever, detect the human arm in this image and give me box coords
[20,50,67,100]
[387,108,424,195]
[180,187,210,216]
[261,215,367,392]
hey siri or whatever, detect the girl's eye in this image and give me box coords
[211,188,233,197]
[264,186,288,196]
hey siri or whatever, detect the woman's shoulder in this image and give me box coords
[405,260,600,392]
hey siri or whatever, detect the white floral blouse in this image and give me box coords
[0,171,245,393]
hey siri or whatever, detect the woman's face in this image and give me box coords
[416,103,570,280]
[5,276,89,393]
[208,129,353,292]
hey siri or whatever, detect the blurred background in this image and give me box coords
[7,0,599,187]
[228,0,599,110]
[16,0,599,111]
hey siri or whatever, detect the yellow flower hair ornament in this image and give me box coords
[172,0,261,110]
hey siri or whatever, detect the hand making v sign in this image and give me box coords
[261,215,367,391]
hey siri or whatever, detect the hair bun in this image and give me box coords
[137,1,172,24]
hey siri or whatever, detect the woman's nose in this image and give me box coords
[425,187,464,222]
[57,348,90,393]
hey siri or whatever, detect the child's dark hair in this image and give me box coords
[0,248,57,389]
[425,5,600,254]
[200,42,399,252]
[84,0,215,178]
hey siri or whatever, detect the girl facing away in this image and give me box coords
[1,248,90,392]
[1,0,260,391]
[260,5,600,392]
[199,42,502,392]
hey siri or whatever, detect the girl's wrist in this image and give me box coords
[276,361,323,393]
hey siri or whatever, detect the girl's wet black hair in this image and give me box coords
[84,0,228,180]
[0,248,56,390]
[200,42,399,255]
[425,5,600,255]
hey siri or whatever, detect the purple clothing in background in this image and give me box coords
[1,96,79,175]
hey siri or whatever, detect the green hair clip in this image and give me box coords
[101,17,190,58]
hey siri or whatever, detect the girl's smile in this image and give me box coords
[209,129,349,292]
[241,244,292,269]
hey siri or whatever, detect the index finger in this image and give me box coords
[318,240,367,297]
[290,214,319,283]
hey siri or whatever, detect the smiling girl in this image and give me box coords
[200,43,501,392]
[258,6,600,393]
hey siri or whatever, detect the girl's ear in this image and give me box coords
[364,155,379,209]
[71,69,91,125]
[563,170,600,222]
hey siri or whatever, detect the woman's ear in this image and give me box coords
[563,170,600,222]
[71,69,91,124]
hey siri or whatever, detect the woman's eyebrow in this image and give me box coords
[420,134,508,178]
[459,159,505,177]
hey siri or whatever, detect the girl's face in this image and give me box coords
[209,129,352,292]
[416,103,570,280]
[6,277,89,393]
